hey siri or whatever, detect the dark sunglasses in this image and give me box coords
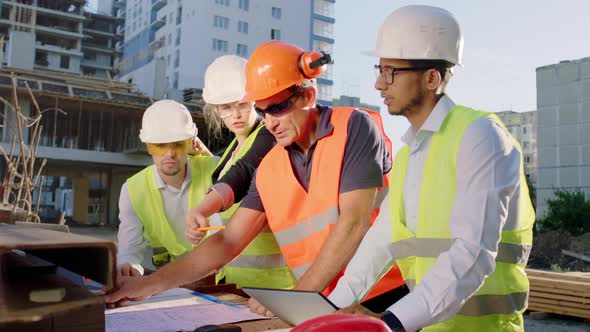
[255,93,298,117]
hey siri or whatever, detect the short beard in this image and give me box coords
[396,89,425,117]
[160,167,181,176]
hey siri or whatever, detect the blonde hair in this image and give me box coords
[203,103,226,140]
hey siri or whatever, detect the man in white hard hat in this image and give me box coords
[328,5,535,332]
[116,100,217,278]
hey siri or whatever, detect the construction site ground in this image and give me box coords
[70,225,590,332]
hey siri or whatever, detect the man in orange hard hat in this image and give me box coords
[106,41,405,314]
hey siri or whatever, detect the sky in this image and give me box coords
[86,0,590,150]
[332,0,590,150]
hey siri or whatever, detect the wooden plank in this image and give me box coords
[528,302,590,319]
[562,250,590,263]
[530,291,590,305]
[527,269,590,283]
[530,285,590,298]
[528,276,590,292]
[529,296,590,310]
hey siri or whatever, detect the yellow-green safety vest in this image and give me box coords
[215,123,296,289]
[127,155,216,267]
[389,106,535,331]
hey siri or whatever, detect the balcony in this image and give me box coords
[150,17,165,31]
[152,0,167,11]
[81,59,113,71]
[114,0,126,9]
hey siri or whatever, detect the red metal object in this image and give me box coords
[292,314,391,332]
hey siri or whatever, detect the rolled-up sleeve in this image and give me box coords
[389,117,522,332]
[116,182,150,275]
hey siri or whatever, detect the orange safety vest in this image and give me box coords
[256,106,404,300]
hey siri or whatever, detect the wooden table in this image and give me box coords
[192,285,292,331]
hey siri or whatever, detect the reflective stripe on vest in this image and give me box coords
[127,155,216,263]
[215,123,295,289]
[257,107,405,299]
[389,106,535,331]
[390,238,532,265]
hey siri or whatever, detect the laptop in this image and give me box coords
[242,287,339,326]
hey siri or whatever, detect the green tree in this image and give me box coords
[538,189,590,236]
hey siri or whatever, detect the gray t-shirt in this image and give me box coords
[241,105,392,212]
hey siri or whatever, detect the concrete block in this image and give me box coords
[559,146,580,166]
[559,125,580,146]
[537,107,557,127]
[536,67,558,87]
[559,166,579,187]
[559,82,579,104]
[582,145,590,164]
[582,79,590,100]
[537,168,558,188]
[558,104,579,125]
[583,102,590,123]
[537,148,557,167]
[537,87,558,107]
[537,126,557,148]
[557,61,580,83]
[582,124,590,144]
[581,59,590,78]
[582,166,590,186]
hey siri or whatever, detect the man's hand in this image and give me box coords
[185,207,209,244]
[117,263,142,278]
[337,303,381,318]
[105,275,161,307]
[191,137,213,157]
[248,297,274,318]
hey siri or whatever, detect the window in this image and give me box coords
[212,38,228,52]
[271,28,281,40]
[176,6,182,25]
[523,142,528,149]
[236,43,247,57]
[175,27,181,45]
[272,7,282,19]
[174,49,180,68]
[167,54,171,66]
[525,156,530,163]
[239,0,249,11]
[173,71,179,89]
[214,15,229,29]
[215,0,230,6]
[523,127,527,134]
[238,20,248,33]
[60,55,70,69]
[169,13,173,24]
[168,33,172,46]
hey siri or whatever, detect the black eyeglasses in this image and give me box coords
[255,93,298,117]
[374,64,432,85]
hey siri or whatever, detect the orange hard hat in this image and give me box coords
[291,314,391,332]
[242,41,332,102]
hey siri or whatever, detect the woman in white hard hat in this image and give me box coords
[184,55,295,290]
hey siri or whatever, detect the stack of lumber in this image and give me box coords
[526,269,590,319]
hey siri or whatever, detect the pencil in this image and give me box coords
[194,225,226,231]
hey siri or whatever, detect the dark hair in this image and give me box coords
[408,59,454,92]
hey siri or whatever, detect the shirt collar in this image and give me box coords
[153,159,192,190]
[401,95,455,145]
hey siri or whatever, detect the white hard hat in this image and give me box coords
[139,100,198,143]
[372,5,463,65]
[202,55,247,105]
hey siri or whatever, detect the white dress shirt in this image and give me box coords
[117,165,196,275]
[328,95,523,332]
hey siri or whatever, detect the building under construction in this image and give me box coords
[0,66,218,226]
